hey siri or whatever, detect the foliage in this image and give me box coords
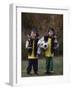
[21,13,63,60]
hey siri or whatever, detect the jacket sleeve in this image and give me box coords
[37,37,44,46]
[26,40,32,50]
[54,39,59,49]
[25,40,29,49]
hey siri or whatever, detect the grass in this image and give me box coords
[21,56,63,77]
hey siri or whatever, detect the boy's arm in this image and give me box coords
[37,37,44,46]
[37,37,44,56]
[26,40,32,49]
[25,40,29,49]
[54,39,59,49]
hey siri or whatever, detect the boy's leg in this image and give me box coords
[27,59,32,74]
[33,59,38,74]
[50,57,53,72]
[46,57,50,73]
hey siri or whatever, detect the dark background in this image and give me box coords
[21,13,63,60]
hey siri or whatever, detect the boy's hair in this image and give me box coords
[31,28,37,34]
[31,27,39,38]
[48,27,56,36]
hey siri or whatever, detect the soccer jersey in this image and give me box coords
[45,38,54,57]
[28,40,37,59]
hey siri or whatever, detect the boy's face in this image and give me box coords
[48,30,53,37]
[31,31,36,39]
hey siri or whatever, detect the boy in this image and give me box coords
[44,27,59,74]
[26,28,39,75]
[38,27,59,74]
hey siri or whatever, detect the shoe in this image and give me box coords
[34,72,39,75]
[27,72,31,75]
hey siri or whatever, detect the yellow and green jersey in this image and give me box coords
[27,38,38,59]
[45,38,54,57]
[28,40,37,59]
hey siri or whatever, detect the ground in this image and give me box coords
[21,56,63,77]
